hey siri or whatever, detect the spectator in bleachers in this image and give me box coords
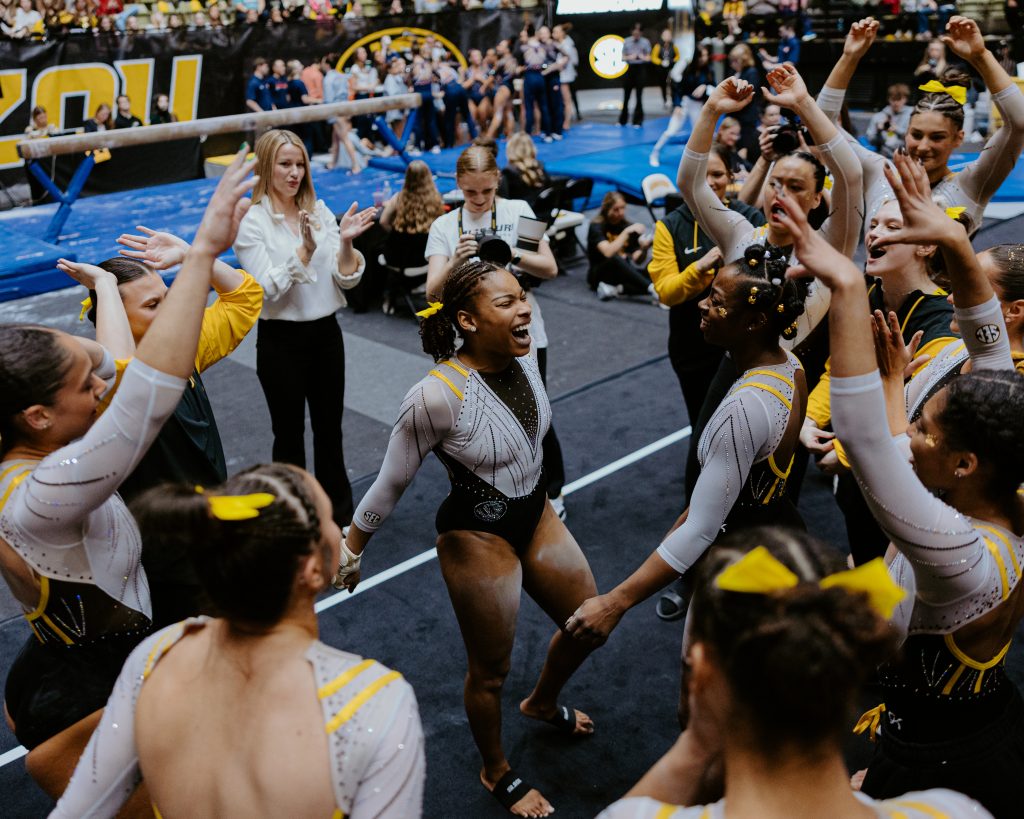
[499,132,551,208]
[1,0,42,37]
[114,94,142,128]
[759,20,800,70]
[866,82,911,158]
[587,191,656,302]
[207,5,225,26]
[245,57,274,113]
[916,0,959,41]
[150,92,177,124]
[914,37,948,83]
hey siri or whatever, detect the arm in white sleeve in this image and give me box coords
[816,85,846,124]
[679,148,756,262]
[817,132,865,259]
[349,681,426,819]
[233,209,316,302]
[958,84,1024,209]
[352,379,456,533]
[48,629,172,818]
[656,390,774,574]
[831,371,997,607]
[11,359,185,547]
[956,296,1014,371]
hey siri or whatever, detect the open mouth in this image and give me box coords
[868,246,886,259]
[511,323,531,342]
[769,203,785,220]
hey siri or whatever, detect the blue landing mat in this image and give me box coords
[0,165,455,301]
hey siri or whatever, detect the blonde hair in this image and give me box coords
[729,43,755,69]
[505,133,545,189]
[252,129,316,212]
[393,160,445,234]
[456,145,500,180]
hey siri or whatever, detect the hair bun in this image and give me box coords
[939,66,972,91]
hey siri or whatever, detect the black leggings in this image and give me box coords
[256,315,353,524]
[589,256,651,296]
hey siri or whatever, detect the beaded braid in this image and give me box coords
[737,244,810,340]
[235,462,322,544]
[419,260,504,362]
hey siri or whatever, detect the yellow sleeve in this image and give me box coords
[648,222,714,307]
[806,358,832,428]
[194,271,263,374]
[95,358,131,416]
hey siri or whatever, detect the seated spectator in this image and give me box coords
[2,0,43,37]
[50,464,425,818]
[150,93,177,125]
[866,83,911,158]
[499,132,551,208]
[83,102,112,132]
[207,4,225,26]
[587,191,656,302]
[113,94,142,128]
[914,38,948,83]
[24,105,57,138]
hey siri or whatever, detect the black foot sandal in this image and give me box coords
[489,769,534,813]
[542,703,581,735]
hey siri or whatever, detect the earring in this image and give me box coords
[716,306,729,317]
[776,304,785,313]
[954,470,964,479]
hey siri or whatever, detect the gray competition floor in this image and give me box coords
[1,202,1024,817]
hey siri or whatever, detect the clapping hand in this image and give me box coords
[117,226,189,271]
[708,77,755,115]
[339,201,377,242]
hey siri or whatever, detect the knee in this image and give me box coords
[467,660,511,693]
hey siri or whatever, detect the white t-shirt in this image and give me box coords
[426,197,550,348]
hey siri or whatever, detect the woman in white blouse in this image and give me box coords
[234,129,375,527]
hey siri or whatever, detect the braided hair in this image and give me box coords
[935,370,1024,497]
[912,66,970,131]
[130,463,325,627]
[420,260,504,362]
[733,244,810,341]
[689,527,898,754]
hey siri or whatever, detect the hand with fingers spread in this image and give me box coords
[873,313,931,383]
[876,150,958,249]
[192,147,257,258]
[843,17,879,60]
[941,16,987,64]
[117,226,189,271]
[761,63,810,113]
[339,202,377,242]
[56,258,118,291]
[707,76,755,115]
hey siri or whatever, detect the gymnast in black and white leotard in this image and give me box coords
[344,261,598,818]
[0,151,256,798]
[678,65,863,348]
[816,16,1024,232]
[780,151,1024,817]
[566,245,809,646]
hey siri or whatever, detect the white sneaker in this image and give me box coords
[597,281,618,300]
[649,151,660,167]
[430,145,441,154]
[550,494,566,521]
[407,147,423,157]
[552,133,563,141]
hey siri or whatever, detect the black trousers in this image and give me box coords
[589,256,651,295]
[256,314,353,525]
[619,64,646,126]
[536,347,566,498]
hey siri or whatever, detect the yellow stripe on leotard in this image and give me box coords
[324,671,402,735]
[429,370,463,400]
[653,804,677,819]
[317,659,375,700]
[142,623,186,680]
[888,800,950,818]
[744,369,795,390]
[0,467,31,510]
[737,382,792,410]
[942,632,1011,695]
[976,525,1021,578]
[441,360,469,377]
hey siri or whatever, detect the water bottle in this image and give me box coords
[382,180,392,201]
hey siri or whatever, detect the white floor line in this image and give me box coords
[0,424,693,770]
[314,425,691,615]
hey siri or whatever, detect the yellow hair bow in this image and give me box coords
[917,80,967,105]
[415,301,444,319]
[715,546,906,619]
[195,486,275,521]
[945,206,966,220]
[78,296,92,322]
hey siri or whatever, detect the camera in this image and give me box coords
[473,229,513,265]
[772,120,813,155]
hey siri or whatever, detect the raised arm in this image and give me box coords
[346,378,457,554]
[57,259,135,360]
[820,17,878,109]
[678,77,760,260]
[335,201,374,284]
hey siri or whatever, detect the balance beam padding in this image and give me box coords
[0,227,75,300]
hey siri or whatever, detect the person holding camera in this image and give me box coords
[587,191,656,302]
[426,145,567,515]
[866,83,911,159]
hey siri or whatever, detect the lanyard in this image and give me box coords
[457,201,497,236]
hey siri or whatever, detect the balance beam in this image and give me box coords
[18,94,422,244]
[17,94,422,159]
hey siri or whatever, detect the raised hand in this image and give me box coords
[299,210,318,259]
[56,258,117,291]
[762,63,809,111]
[942,16,987,64]
[708,76,755,114]
[844,17,879,60]
[874,150,956,248]
[192,147,257,257]
[873,313,930,382]
[117,225,189,271]
[339,201,378,242]
[775,193,860,290]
